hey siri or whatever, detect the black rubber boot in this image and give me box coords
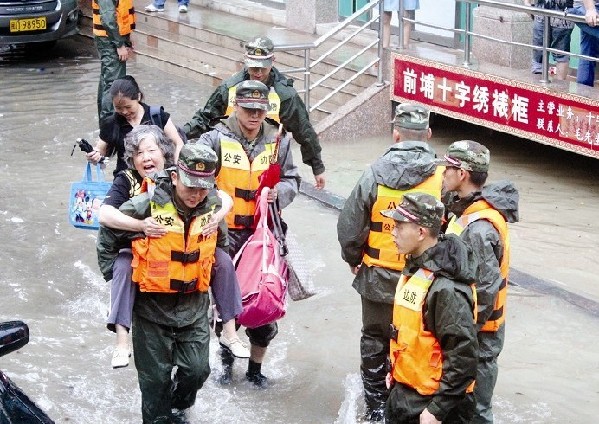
[170,408,191,424]
[245,359,268,388]
[363,406,385,422]
[219,347,235,385]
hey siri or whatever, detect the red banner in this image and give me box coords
[391,53,599,158]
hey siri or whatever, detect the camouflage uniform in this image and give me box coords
[441,141,519,424]
[118,145,224,423]
[337,105,442,420]
[184,37,325,177]
[381,193,478,423]
[94,0,133,123]
[197,82,300,386]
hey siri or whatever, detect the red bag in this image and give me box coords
[233,187,288,328]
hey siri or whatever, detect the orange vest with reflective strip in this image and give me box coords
[362,167,444,271]
[390,268,476,395]
[131,196,216,293]
[216,137,276,229]
[445,200,510,332]
[92,0,136,37]
[226,86,281,123]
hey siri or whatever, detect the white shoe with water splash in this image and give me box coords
[111,346,131,369]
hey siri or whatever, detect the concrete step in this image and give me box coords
[133,26,243,76]
[136,10,378,89]
[81,1,381,122]
[132,27,360,110]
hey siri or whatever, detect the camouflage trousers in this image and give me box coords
[132,305,211,423]
[94,36,126,124]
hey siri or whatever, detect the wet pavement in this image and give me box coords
[1,36,599,423]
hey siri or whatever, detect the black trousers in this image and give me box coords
[360,296,394,412]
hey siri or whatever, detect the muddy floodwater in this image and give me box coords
[1,37,598,423]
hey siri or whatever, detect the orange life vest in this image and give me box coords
[445,200,510,332]
[362,166,444,271]
[216,137,277,229]
[131,195,216,293]
[390,268,476,395]
[226,86,281,123]
[92,0,136,37]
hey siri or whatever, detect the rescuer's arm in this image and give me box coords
[337,167,377,268]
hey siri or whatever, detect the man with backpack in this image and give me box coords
[197,79,300,388]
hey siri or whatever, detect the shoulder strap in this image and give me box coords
[149,105,164,127]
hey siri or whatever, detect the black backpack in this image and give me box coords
[149,105,188,144]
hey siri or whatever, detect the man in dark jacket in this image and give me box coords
[184,36,326,189]
[118,144,226,423]
[197,80,300,388]
[382,193,478,424]
[441,140,519,424]
[337,104,444,421]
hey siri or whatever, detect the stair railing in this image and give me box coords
[275,0,384,114]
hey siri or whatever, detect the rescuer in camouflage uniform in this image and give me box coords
[382,193,478,424]
[441,140,519,424]
[184,36,326,189]
[337,104,444,421]
[92,0,135,124]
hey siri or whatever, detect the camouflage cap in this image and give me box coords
[440,140,490,172]
[235,80,269,110]
[392,103,430,130]
[244,36,274,68]
[176,144,217,189]
[380,192,444,228]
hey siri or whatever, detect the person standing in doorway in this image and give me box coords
[337,104,443,421]
[441,140,519,424]
[382,0,420,48]
[92,0,135,125]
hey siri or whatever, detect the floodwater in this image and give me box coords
[1,36,599,423]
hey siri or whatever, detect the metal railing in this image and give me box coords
[397,0,594,84]
[275,0,385,113]
[273,0,595,116]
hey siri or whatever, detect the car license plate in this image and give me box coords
[9,17,47,33]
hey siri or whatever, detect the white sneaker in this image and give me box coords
[219,335,250,358]
[111,346,131,369]
[144,4,164,12]
[178,4,188,13]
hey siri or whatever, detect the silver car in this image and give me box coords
[0,0,80,47]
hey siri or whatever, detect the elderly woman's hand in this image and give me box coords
[141,217,167,238]
[201,214,220,236]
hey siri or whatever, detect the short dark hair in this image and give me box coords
[395,126,429,142]
[425,222,442,237]
[469,170,488,187]
[110,75,144,103]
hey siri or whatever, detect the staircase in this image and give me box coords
[79,0,383,127]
